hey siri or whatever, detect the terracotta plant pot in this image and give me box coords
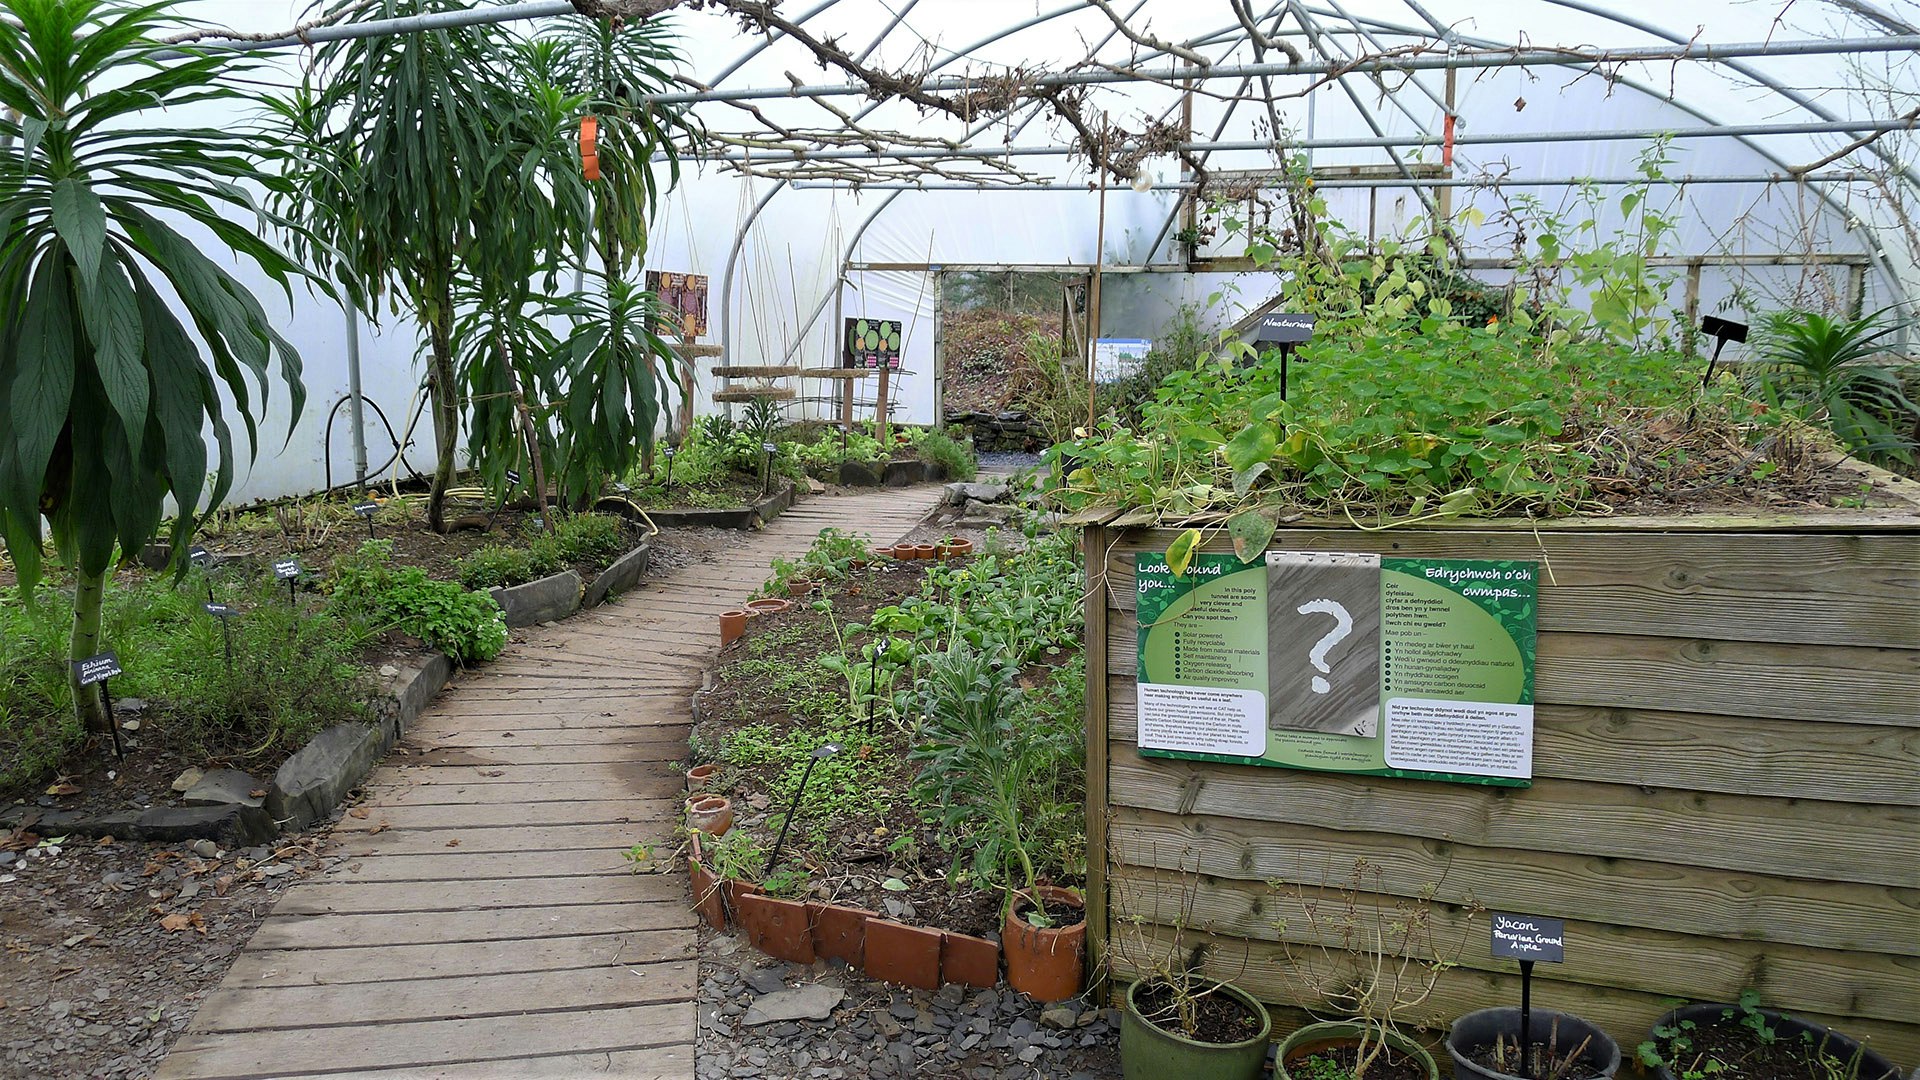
[787,579,815,598]
[746,597,791,616]
[685,794,733,837]
[718,609,748,646]
[1003,886,1086,1002]
[872,547,897,561]
[686,763,719,793]
[945,538,974,557]
[912,543,937,561]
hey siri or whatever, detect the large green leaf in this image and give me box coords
[82,254,148,457]
[9,255,76,508]
[50,178,107,289]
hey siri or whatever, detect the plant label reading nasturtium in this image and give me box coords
[1490,912,1565,962]
[1135,550,1537,786]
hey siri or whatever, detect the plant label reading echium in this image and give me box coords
[71,653,123,688]
[1133,550,1538,787]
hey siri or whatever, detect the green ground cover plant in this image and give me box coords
[1,573,375,793]
[330,541,509,662]
[454,513,628,590]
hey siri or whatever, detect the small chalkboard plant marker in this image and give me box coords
[71,652,126,760]
[354,499,379,539]
[274,557,302,605]
[204,601,238,672]
[1252,313,1315,401]
[662,447,676,492]
[763,743,839,878]
[1445,913,1621,1080]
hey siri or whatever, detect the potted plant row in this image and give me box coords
[1636,993,1898,1080]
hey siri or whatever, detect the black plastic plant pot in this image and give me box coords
[1646,1005,1900,1080]
[1120,978,1273,1080]
[1446,1007,1621,1080]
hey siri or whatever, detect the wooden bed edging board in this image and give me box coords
[1082,502,1920,1069]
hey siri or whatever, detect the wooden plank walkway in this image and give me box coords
[156,486,941,1080]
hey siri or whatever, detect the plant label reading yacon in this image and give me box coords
[1134,550,1537,787]
[71,652,123,687]
[1490,912,1565,962]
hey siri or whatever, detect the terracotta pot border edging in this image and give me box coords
[687,834,1001,992]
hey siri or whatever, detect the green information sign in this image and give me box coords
[1136,550,1537,787]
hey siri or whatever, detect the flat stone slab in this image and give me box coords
[742,985,844,1026]
[268,722,385,832]
[182,768,263,809]
[490,570,583,628]
[945,482,1010,505]
[583,542,651,609]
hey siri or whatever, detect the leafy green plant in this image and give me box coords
[329,541,508,662]
[909,643,1050,915]
[904,428,979,480]
[0,0,311,734]
[2,573,374,793]
[275,0,509,531]
[456,546,544,592]
[1753,308,1919,467]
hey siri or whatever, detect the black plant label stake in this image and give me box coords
[1253,313,1315,402]
[1691,316,1749,422]
[1491,912,1566,1079]
[275,558,302,606]
[354,500,379,539]
[72,652,125,761]
[205,603,237,673]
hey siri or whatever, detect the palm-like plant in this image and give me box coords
[1755,308,1920,466]
[275,0,509,532]
[0,0,308,731]
[545,274,679,508]
[539,12,697,472]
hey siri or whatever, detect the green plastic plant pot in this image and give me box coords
[1120,978,1273,1080]
[1276,1021,1440,1080]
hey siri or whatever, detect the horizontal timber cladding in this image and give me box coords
[1085,517,1920,1072]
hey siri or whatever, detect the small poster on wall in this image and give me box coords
[1093,338,1151,383]
[845,318,903,370]
[1134,549,1537,786]
[646,270,709,338]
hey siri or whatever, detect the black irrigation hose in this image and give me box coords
[321,390,430,494]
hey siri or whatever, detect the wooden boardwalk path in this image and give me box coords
[156,486,941,1080]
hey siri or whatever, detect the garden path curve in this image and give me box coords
[154,485,943,1080]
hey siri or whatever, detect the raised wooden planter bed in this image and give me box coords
[1081,480,1920,1067]
[632,481,796,531]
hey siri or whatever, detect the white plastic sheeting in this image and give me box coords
[152,0,1920,503]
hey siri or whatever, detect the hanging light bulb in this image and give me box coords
[1130,170,1154,194]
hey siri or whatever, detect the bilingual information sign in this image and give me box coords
[1134,549,1537,787]
[1491,912,1565,963]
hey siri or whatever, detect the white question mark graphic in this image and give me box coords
[1295,599,1354,694]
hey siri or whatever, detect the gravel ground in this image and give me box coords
[0,830,334,1080]
[696,930,1121,1080]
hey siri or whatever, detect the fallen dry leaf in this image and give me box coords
[249,789,267,799]
[368,823,389,835]
[348,808,370,819]
[444,839,461,848]
[44,781,82,796]
[478,769,504,777]
[158,914,192,933]
[96,835,115,847]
